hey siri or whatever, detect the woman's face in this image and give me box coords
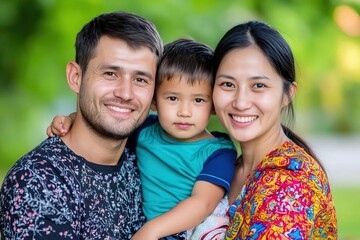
[213,45,290,144]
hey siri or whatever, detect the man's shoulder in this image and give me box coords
[3,137,78,186]
[20,136,75,165]
[121,147,137,166]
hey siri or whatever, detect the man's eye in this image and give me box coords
[104,72,117,79]
[105,72,116,76]
[134,78,146,83]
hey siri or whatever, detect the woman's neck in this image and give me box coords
[228,128,289,204]
[240,127,289,172]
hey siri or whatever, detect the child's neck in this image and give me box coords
[164,129,214,142]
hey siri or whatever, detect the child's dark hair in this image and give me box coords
[156,38,213,90]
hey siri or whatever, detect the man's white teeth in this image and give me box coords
[232,115,257,123]
[107,105,131,113]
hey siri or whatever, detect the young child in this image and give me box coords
[47,38,237,239]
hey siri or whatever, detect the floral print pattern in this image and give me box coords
[0,136,145,239]
[226,141,337,239]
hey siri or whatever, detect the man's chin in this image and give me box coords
[95,124,137,140]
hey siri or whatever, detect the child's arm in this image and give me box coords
[46,112,75,137]
[131,181,225,240]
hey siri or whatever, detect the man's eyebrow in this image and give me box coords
[134,70,154,81]
[98,64,120,70]
[99,64,154,80]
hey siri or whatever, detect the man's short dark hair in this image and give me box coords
[75,11,163,73]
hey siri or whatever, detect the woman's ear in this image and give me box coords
[283,81,298,107]
[66,61,82,94]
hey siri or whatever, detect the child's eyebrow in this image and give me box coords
[192,93,211,98]
[161,90,180,95]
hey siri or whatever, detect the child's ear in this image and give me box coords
[150,99,157,112]
[66,61,82,94]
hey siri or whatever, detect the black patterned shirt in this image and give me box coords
[0,136,145,239]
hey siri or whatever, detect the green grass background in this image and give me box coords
[0,171,359,239]
[332,187,360,239]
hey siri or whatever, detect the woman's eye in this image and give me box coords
[220,82,234,88]
[253,83,266,88]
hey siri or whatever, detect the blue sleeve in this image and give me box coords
[196,148,237,192]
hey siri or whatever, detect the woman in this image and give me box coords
[212,20,337,239]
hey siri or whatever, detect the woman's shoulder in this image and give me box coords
[262,141,318,172]
[257,141,330,196]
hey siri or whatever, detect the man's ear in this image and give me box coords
[66,61,82,94]
[283,81,298,107]
[150,99,157,112]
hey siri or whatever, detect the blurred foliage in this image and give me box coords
[0,1,359,238]
[0,0,359,172]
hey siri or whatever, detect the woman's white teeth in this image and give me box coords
[232,115,257,123]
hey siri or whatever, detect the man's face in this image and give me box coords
[78,36,157,139]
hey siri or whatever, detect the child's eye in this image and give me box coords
[194,98,205,103]
[167,96,178,101]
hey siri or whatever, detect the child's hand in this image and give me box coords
[46,114,73,137]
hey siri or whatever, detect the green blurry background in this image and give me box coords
[0,0,359,238]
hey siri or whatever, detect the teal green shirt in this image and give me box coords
[135,115,237,220]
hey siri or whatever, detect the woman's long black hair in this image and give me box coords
[213,20,325,172]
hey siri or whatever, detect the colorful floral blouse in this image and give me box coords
[226,141,337,239]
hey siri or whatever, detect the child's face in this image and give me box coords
[153,76,214,142]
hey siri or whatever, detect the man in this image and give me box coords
[0,11,163,239]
